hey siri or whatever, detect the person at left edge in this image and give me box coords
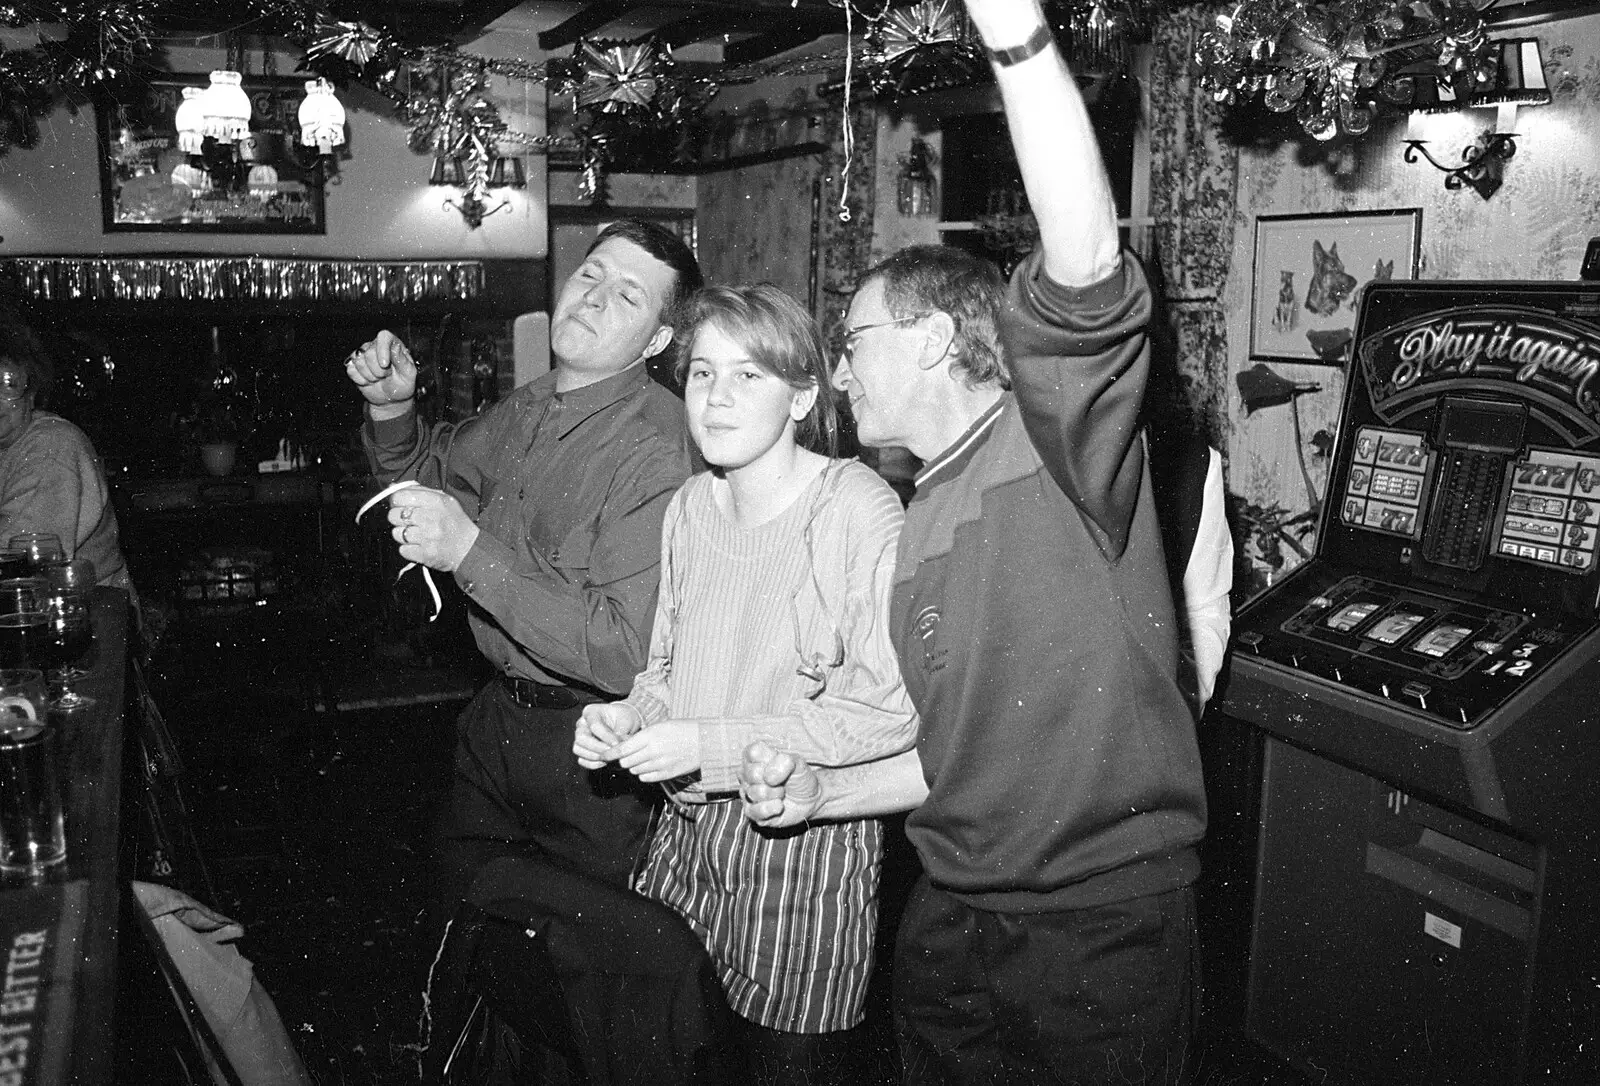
[343,220,704,899]
[0,319,131,591]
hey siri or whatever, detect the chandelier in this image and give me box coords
[1194,0,1497,141]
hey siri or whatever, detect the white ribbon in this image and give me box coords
[355,479,442,622]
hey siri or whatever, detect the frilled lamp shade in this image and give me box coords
[174,86,207,154]
[200,70,252,143]
[247,164,279,200]
[170,162,212,192]
[298,78,346,155]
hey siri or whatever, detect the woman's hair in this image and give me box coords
[676,284,839,457]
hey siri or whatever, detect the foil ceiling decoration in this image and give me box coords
[1194,0,1496,140]
[576,40,661,112]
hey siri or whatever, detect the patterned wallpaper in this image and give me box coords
[1216,10,1600,596]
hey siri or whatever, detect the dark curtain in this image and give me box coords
[1145,4,1240,450]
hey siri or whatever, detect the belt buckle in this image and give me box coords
[503,674,533,707]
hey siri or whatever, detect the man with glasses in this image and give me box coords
[0,320,129,590]
[742,0,1206,1081]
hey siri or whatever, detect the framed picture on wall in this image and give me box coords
[1249,208,1421,365]
[94,76,326,234]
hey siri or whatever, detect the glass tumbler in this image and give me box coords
[0,669,65,874]
[8,534,64,577]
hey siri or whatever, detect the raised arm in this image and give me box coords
[966,0,1119,287]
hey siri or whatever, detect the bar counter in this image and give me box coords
[0,586,128,1086]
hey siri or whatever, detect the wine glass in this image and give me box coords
[8,534,64,577]
[44,558,96,593]
[43,565,95,689]
[39,587,94,711]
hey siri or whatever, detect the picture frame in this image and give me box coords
[1249,208,1421,365]
[95,76,327,234]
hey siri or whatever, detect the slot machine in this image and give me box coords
[1220,281,1600,1086]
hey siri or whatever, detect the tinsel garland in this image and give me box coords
[0,0,157,152]
[0,0,1504,200]
[1,255,483,303]
[1194,0,1495,140]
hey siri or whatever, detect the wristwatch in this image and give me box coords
[986,25,1053,68]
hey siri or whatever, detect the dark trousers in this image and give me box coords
[432,680,657,911]
[731,1015,867,1086]
[893,876,1198,1086]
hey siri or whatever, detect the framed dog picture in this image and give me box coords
[1249,209,1422,365]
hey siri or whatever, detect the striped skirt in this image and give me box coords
[635,797,883,1033]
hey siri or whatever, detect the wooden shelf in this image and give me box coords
[551,142,828,177]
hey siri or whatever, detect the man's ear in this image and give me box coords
[640,324,674,362]
[915,311,957,372]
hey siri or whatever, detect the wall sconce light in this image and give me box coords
[1402,37,1549,201]
[430,153,517,228]
[897,137,936,217]
[443,189,512,229]
[1402,130,1517,200]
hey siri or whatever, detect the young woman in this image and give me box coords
[573,284,916,1083]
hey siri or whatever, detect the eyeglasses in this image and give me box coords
[837,314,927,365]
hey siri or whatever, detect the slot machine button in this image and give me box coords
[1578,467,1596,493]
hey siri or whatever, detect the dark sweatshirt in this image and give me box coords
[893,252,1207,912]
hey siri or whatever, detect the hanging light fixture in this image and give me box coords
[298,78,347,156]
[174,86,207,154]
[199,69,252,144]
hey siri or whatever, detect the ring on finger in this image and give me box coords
[401,524,411,545]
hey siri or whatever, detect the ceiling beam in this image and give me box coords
[538,0,642,51]
[642,12,747,50]
[723,25,828,66]
[1481,0,1598,27]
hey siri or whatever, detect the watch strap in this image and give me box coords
[985,25,1053,68]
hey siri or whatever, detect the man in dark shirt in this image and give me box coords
[344,220,703,895]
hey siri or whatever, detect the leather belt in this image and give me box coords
[499,674,601,710]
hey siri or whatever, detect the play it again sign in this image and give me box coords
[1358,307,1600,444]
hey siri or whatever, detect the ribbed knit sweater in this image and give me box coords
[626,458,916,792]
[628,458,916,1032]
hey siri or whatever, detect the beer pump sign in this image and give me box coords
[1358,306,1600,446]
